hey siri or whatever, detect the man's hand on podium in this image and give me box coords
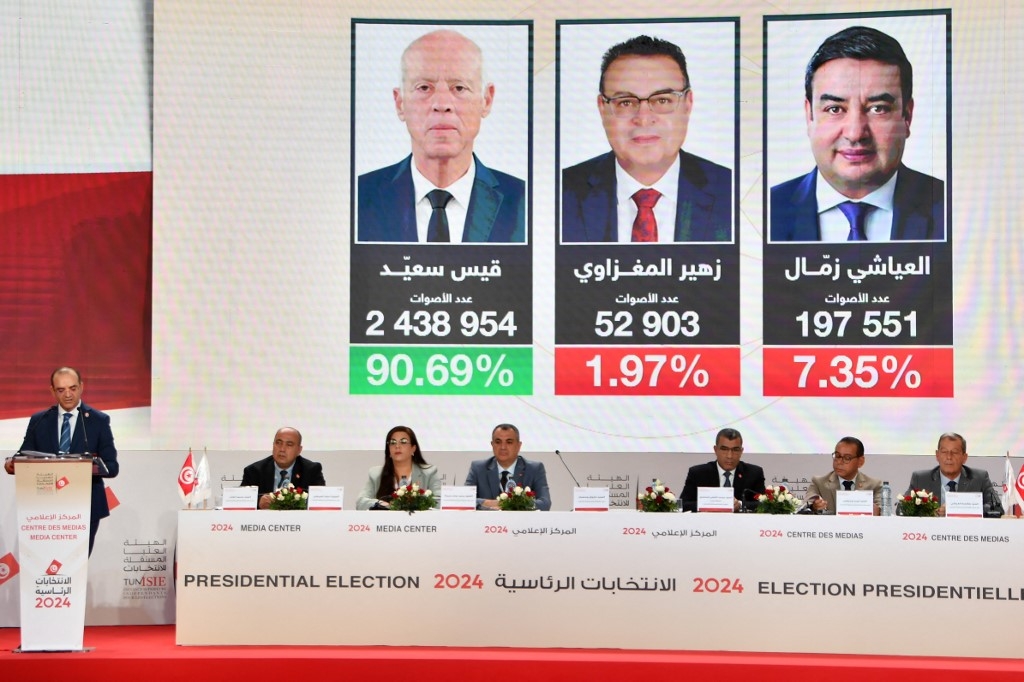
[3,458,13,475]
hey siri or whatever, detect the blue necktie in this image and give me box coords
[838,201,871,241]
[278,470,288,490]
[59,413,72,454]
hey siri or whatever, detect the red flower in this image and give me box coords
[646,486,653,493]
[526,490,536,497]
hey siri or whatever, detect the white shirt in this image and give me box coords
[410,159,477,243]
[716,464,735,487]
[615,156,680,243]
[815,170,898,242]
[56,402,81,451]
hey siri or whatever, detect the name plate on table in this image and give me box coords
[441,486,477,510]
[307,486,343,510]
[697,487,734,512]
[836,490,874,515]
[573,487,609,511]
[222,487,258,510]
[945,492,984,518]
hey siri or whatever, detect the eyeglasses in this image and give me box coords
[388,438,411,446]
[716,446,743,454]
[832,452,862,462]
[600,88,690,118]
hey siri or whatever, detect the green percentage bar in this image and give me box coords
[350,346,533,395]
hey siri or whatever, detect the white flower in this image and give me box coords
[524,486,532,493]
[395,487,405,497]
[915,497,922,505]
[513,486,523,495]
[499,493,508,501]
[411,483,420,491]
[654,485,665,494]
[664,492,676,501]
[424,490,433,497]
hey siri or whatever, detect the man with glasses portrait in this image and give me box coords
[681,428,765,512]
[805,436,882,515]
[561,34,731,243]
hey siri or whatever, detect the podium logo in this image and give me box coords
[56,476,70,491]
[0,553,19,586]
[46,559,63,575]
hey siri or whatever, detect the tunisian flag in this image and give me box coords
[177,449,197,505]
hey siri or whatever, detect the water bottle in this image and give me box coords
[880,481,893,516]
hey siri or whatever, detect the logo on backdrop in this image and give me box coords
[0,553,19,586]
[46,559,62,575]
[55,476,70,491]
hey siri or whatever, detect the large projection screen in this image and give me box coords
[150,1,1021,456]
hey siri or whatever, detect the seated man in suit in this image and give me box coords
[906,432,1003,518]
[358,29,525,243]
[465,423,551,510]
[5,366,119,555]
[805,436,882,515]
[562,34,731,243]
[681,428,765,512]
[241,427,325,510]
[770,26,944,241]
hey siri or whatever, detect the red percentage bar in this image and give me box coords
[763,347,953,397]
[555,347,740,396]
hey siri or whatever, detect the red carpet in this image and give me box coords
[1,625,1022,681]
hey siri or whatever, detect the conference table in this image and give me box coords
[176,510,1023,657]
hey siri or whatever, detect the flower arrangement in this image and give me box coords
[754,486,800,514]
[389,483,437,512]
[637,479,677,512]
[498,485,537,511]
[898,489,939,517]
[268,482,308,510]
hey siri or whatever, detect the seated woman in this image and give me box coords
[356,425,441,509]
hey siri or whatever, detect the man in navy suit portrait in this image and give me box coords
[5,367,119,555]
[681,427,765,512]
[241,427,326,510]
[464,423,551,510]
[770,26,945,242]
[357,29,525,243]
[561,35,732,243]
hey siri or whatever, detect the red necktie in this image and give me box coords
[631,189,661,242]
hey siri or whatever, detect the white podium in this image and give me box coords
[13,454,92,651]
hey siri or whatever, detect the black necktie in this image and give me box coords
[722,471,731,487]
[500,470,509,492]
[843,480,854,491]
[427,189,453,242]
[278,470,288,490]
[947,480,957,492]
[838,201,871,241]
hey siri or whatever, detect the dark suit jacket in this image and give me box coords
[358,154,525,243]
[907,465,1003,517]
[681,460,766,512]
[770,164,945,241]
[561,150,732,242]
[19,402,119,524]
[464,456,551,511]
[805,471,882,515]
[241,455,326,495]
